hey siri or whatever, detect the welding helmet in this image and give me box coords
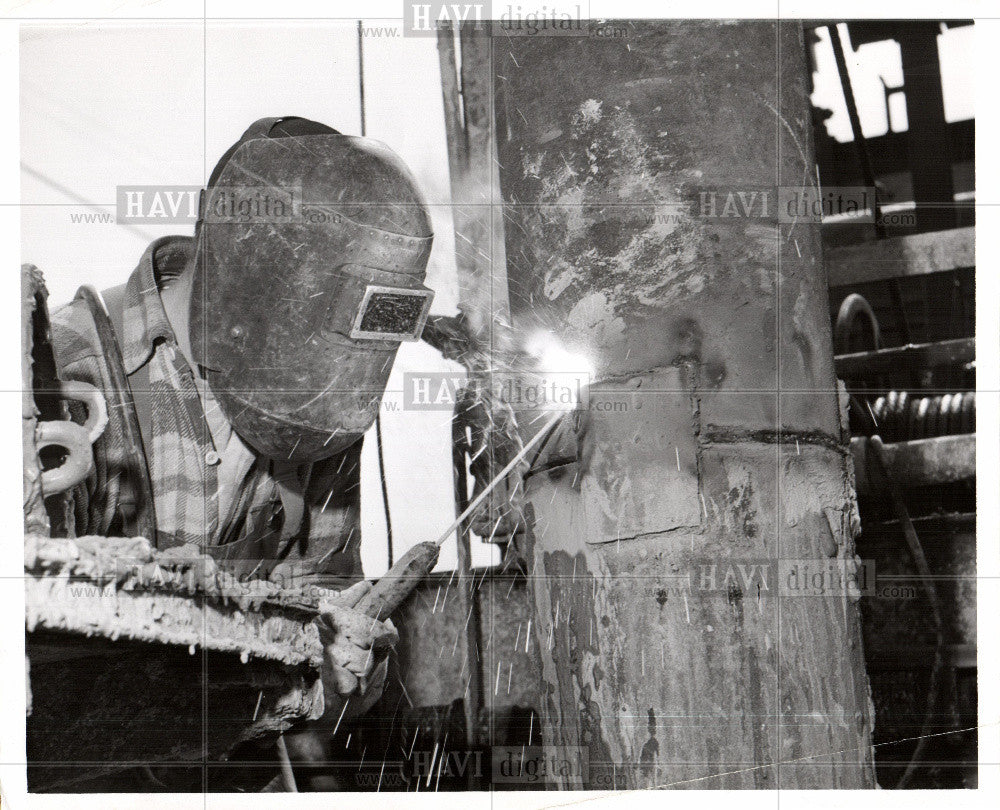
[189,117,434,462]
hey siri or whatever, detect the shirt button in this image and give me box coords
[205,450,221,466]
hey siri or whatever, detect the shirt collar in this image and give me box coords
[121,235,195,374]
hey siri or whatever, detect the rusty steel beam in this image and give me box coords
[493,21,876,789]
[437,23,511,341]
[437,24,502,756]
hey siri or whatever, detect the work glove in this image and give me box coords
[314,580,398,724]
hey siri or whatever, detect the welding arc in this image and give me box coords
[354,409,565,620]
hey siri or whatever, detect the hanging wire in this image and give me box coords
[357,18,394,566]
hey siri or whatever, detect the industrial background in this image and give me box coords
[19,17,976,793]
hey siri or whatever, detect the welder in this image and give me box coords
[48,116,459,787]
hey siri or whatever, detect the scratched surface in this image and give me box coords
[495,21,875,789]
[518,443,875,789]
[496,20,839,435]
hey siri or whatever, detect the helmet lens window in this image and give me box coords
[350,284,433,341]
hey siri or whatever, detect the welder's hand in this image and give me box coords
[315,581,397,719]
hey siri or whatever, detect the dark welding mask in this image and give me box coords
[189,118,434,463]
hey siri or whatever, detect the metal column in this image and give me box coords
[492,21,876,789]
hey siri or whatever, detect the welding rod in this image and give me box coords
[355,409,565,619]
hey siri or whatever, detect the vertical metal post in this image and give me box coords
[358,18,394,565]
[494,21,876,790]
[896,23,957,234]
[452,404,484,769]
[829,25,913,347]
[437,22,488,764]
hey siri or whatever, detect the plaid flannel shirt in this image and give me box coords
[50,236,363,583]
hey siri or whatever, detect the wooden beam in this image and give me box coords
[826,226,974,287]
[866,643,976,671]
[835,337,974,377]
[851,434,976,495]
